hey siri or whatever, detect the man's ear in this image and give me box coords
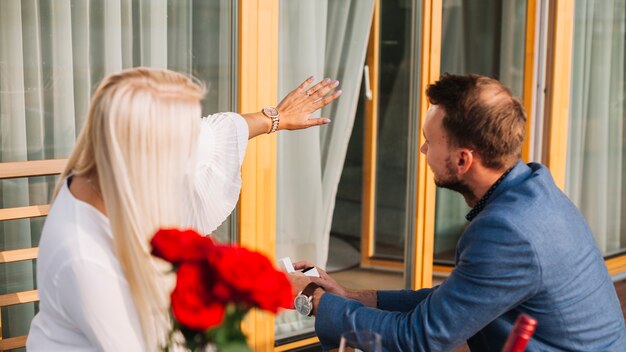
[456,149,474,175]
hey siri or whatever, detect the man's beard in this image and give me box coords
[434,158,474,202]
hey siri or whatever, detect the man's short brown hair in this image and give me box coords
[426,73,526,170]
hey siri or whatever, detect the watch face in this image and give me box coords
[294,294,313,316]
[262,107,279,118]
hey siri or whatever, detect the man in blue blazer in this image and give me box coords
[290,74,626,351]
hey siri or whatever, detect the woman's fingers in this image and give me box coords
[312,89,342,111]
[309,79,339,100]
[294,76,316,95]
[304,117,332,128]
[304,78,332,96]
[275,76,342,131]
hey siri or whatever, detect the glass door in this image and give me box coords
[274,0,376,343]
[329,0,424,287]
[369,0,422,263]
[434,0,529,265]
[564,0,626,257]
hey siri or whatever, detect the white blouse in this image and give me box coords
[27,113,248,351]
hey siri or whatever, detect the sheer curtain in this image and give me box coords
[277,0,375,269]
[0,0,233,344]
[275,0,374,338]
[566,0,626,255]
[435,0,527,260]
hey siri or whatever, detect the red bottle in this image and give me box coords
[501,313,538,352]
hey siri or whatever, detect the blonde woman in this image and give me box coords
[27,67,341,351]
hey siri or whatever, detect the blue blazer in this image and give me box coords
[315,162,626,351]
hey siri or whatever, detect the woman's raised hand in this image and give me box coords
[277,76,342,131]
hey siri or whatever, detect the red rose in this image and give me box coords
[251,270,293,312]
[209,274,237,303]
[200,246,229,300]
[210,247,270,296]
[208,245,292,311]
[171,262,224,331]
[151,227,294,346]
[212,247,268,292]
[151,228,214,264]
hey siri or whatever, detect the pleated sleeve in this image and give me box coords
[184,112,248,234]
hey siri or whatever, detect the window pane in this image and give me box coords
[565,0,626,256]
[372,0,417,260]
[435,0,527,264]
[0,1,236,346]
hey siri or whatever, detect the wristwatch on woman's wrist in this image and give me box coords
[294,283,321,316]
[261,107,280,134]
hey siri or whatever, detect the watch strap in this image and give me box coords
[302,282,321,297]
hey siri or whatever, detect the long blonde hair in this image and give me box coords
[56,67,205,350]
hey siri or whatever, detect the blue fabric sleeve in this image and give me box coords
[314,216,541,351]
[376,287,436,312]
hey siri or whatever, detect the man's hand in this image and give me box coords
[293,261,378,308]
[288,272,312,302]
[293,261,348,297]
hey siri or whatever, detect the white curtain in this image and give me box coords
[275,0,374,338]
[276,0,375,268]
[435,0,527,257]
[0,0,233,344]
[565,0,626,255]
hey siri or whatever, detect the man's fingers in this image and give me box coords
[293,260,315,270]
[309,276,326,287]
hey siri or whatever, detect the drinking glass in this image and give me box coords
[338,330,382,352]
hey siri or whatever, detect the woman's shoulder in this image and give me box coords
[39,182,118,278]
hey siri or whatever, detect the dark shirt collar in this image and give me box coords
[465,166,515,222]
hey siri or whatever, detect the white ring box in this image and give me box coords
[279,256,320,277]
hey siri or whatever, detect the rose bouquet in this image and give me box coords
[151,228,293,351]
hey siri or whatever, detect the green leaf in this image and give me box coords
[217,341,252,352]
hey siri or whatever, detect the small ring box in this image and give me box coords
[301,266,320,277]
[279,257,320,277]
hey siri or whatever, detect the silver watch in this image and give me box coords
[261,106,280,134]
[294,283,321,316]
